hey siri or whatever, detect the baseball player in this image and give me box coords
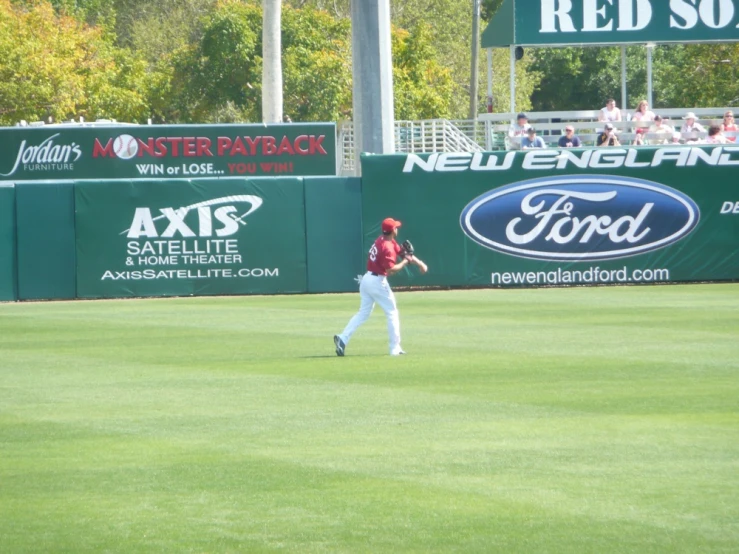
[334,217,427,357]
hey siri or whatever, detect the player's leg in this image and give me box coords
[371,279,403,355]
[336,276,375,352]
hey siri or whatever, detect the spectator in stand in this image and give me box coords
[598,98,622,123]
[648,115,674,144]
[721,111,737,143]
[680,112,705,143]
[705,124,729,144]
[508,113,532,150]
[521,128,546,149]
[631,100,655,122]
[597,123,621,147]
[558,125,582,148]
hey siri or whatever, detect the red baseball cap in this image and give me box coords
[381,217,402,233]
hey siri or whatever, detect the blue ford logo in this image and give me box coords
[460,176,700,261]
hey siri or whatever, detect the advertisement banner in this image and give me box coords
[483,0,739,47]
[75,178,307,298]
[0,123,336,181]
[361,147,739,288]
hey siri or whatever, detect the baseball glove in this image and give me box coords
[400,239,415,256]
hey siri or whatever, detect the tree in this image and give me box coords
[481,0,504,22]
[652,44,739,109]
[527,43,739,113]
[113,0,216,63]
[12,0,116,28]
[0,0,150,125]
[392,23,456,120]
[288,0,517,119]
[167,1,352,123]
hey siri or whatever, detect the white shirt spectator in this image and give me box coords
[508,113,532,150]
[508,122,532,137]
[681,113,705,141]
[681,121,705,133]
[599,99,622,122]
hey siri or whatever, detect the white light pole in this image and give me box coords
[646,43,655,109]
[621,45,627,110]
[351,0,395,167]
[262,0,283,123]
[469,0,481,119]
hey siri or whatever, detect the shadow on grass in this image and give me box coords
[299,354,386,359]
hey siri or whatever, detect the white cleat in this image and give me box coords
[390,348,406,356]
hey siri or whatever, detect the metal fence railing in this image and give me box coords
[338,119,486,175]
[337,108,738,175]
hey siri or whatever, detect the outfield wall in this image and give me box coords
[361,147,739,289]
[0,177,364,301]
[0,146,737,301]
[0,183,16,301]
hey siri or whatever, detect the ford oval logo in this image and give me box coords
[460,176,700,261]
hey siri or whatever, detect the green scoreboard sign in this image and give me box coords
[0,123,336,181]
[483,0,739,47]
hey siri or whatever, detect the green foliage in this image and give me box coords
[166,1,457,123]
[281,6,352,121]
[391,0,480,118]
[529,43,739,112]
[289,0,509,119]
[653,43,739,109]
[12,0,116,28]
[113,0,216,63]
[393,24,456,120]
[481,0,505,22]
[0,0,149,124]
[168,2,261,122]
[529,46,651,111]
[4,0,737,126]
[167,1,352,123]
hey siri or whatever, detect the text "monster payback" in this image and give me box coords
[93,135,328,159]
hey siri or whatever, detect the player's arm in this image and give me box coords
[406,255,428,274]
[386,257,410,276]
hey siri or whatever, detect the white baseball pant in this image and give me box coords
[339,272,401,354]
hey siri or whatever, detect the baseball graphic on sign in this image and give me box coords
[113,134,139,160]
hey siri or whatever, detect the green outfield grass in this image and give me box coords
[1,285,738,553]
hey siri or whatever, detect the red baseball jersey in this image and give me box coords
[367,236,401,276]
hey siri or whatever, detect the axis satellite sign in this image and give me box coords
[0,123,337,181]
[482,0,739,47]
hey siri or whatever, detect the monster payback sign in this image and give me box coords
[0,123,337,180]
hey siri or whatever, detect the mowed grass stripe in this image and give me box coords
[1,285,738,552]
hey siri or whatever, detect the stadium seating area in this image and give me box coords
[480,107,738,150]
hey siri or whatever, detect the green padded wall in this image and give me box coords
[304,177,363,293]
[16,182,76,300]
[0,183,16,301]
